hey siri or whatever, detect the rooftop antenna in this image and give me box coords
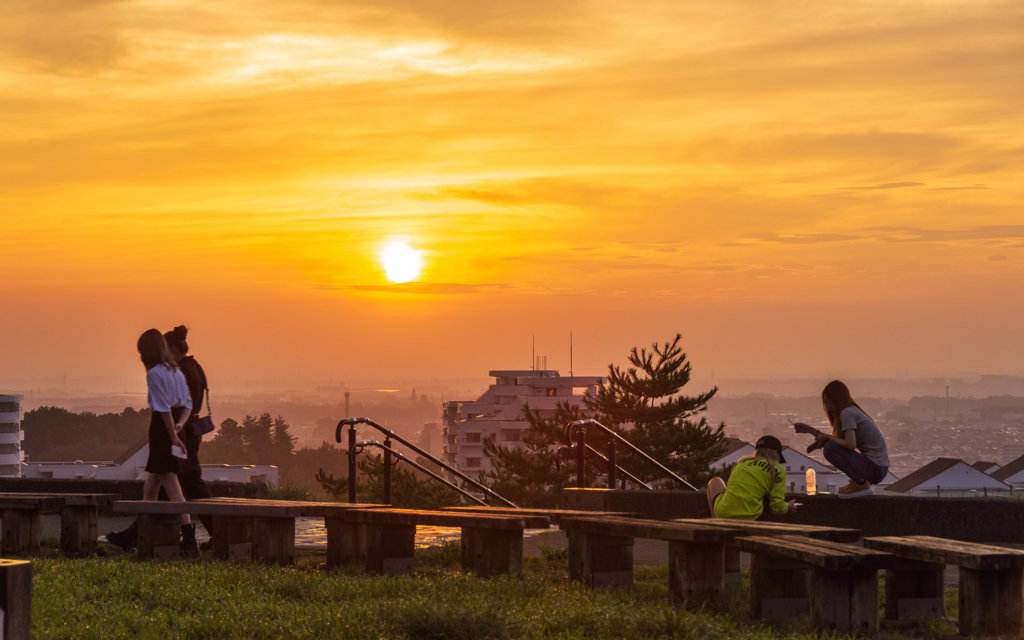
[532,335,535,370]
[570,331,573,377]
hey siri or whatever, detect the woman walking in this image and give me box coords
[137,328,199,553]
[794,380,890,499]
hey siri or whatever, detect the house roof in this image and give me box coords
[970,460,1000,472]
[885,458,963,493]
[781,446,838,471]
[113,435,150,466]
[991,455,1024,482]
[720,438,753,458]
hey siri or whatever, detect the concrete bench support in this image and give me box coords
[60,506,99,555]
[0,511,40,556]
[750,554,809,619]
[669,540,726,602]
[568,530,634,588]
[137,513,180,561]
[211,515,253,561]
[325,518,365,568]
[959,566,1024,637]
[0,559,31,640]
[462,527,523,578]
[810,566,880,634]
[365,523,416,575]
[252,517,295,566]
[724,545,742,587]
[884,558,946,620]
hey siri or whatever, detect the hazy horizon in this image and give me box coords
[3,0,1022,386]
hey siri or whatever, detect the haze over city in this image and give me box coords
[2,0,1022,390]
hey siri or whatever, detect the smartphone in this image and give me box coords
[171,445,188,459]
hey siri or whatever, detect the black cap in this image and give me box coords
[755,435,786,463]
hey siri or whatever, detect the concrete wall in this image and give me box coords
[0,477,269,502]
[562,488,1024,544]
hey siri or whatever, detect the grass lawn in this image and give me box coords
[29,542,959,639]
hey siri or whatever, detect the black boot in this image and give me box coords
[198,514,215,551]
[105,519,139,552]
[180,523,200,557]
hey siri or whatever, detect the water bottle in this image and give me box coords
[806,468,816,495]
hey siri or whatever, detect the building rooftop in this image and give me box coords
[990,455,1024,482]
[885,458,963,493]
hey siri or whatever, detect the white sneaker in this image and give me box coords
[838,480,873,499]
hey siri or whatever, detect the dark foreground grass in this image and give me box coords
[30,546,958,640]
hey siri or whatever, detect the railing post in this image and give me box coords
[348,425,357,503]
[608,440,616,489]
[576,428,586,489]
[383,436,393,505]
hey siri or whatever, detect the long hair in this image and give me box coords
[138,329,176,371]
[822,380,871,435]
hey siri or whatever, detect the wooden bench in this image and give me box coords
[864,535,1024,637]
[672,518,861,588]
[737,535,894,634]
[559,516,751,601]
[330,508,550,577]
[114,499,382,564]
[442,506,639,525]
[0,493,120,555]
[0,559,31,640]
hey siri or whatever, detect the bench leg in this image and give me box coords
[364,523,415,575]
[326,517,366,569]
[60,505,98,555]
[750,554,809,619]
[724,545,743,587]
[669,541,726,603]
[0,510,40,556]
[0,559,32,640]
[959,567,1024,637]
[252,517,295,566]
[461,527,523,578]
[137,513,181,561]
[884,559,946,620]
[212,516,252,561]
[567,531,633,588]
[810,567,879,634]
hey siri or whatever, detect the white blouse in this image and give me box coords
[147,364,193,414]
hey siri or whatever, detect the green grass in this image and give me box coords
[28,550,959,640]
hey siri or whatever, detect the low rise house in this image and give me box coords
[970,460,1002,474]
[884,458,1008,495]
[990,456,1024,485]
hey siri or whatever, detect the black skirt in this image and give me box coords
[146,406,185,474]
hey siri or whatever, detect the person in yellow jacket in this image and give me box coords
[706,435,801,520]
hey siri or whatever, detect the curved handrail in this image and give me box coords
[337,417,517,507]
[555,444,653,490]
[351,440,488,506]
[566,419,697,490]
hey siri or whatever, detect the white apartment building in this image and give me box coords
[0,394,25,477]
[441,370,605,482]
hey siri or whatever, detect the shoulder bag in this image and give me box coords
[191,388,216,437]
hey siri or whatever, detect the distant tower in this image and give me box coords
[344,392,351,419]
[0,394,24,478]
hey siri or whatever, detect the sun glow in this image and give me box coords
[382,242,422,283]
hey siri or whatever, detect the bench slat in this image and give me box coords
[560,516,737,543]
[737,535,893,570]
[0,493,120,507]
[344,508,540,529]
[864,536,1024,570]
[672,518,861,542]
[187,499,386,518]
[443,507,638,525]
[114,500,307,518]
[0,496,65,510]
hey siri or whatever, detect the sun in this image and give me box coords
[382,242,422,283]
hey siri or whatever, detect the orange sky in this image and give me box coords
[2,0,1023,388]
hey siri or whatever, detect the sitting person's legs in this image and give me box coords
[823,441,885,487]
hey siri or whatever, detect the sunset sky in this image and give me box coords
[2,0,1022,390]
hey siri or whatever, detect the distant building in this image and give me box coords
[970,460,1002,475]
[22,435,277,484]
[884,458,1008,495]
[441,370,605,482]
[990,456,1024,485]
[0,394,24,477]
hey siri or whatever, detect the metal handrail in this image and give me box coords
[555,444,653,490]
[566,419,697,490]
[337,417,517,507]
[351,440,487,506]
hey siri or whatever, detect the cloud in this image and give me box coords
[744,232,861,245]
[988,255,1009,261]
[867,226,1024,243]
[845,182,925,190]
[315,282,512,295]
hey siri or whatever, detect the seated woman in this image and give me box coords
[794,380,890,499]
[707,435,800,520]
